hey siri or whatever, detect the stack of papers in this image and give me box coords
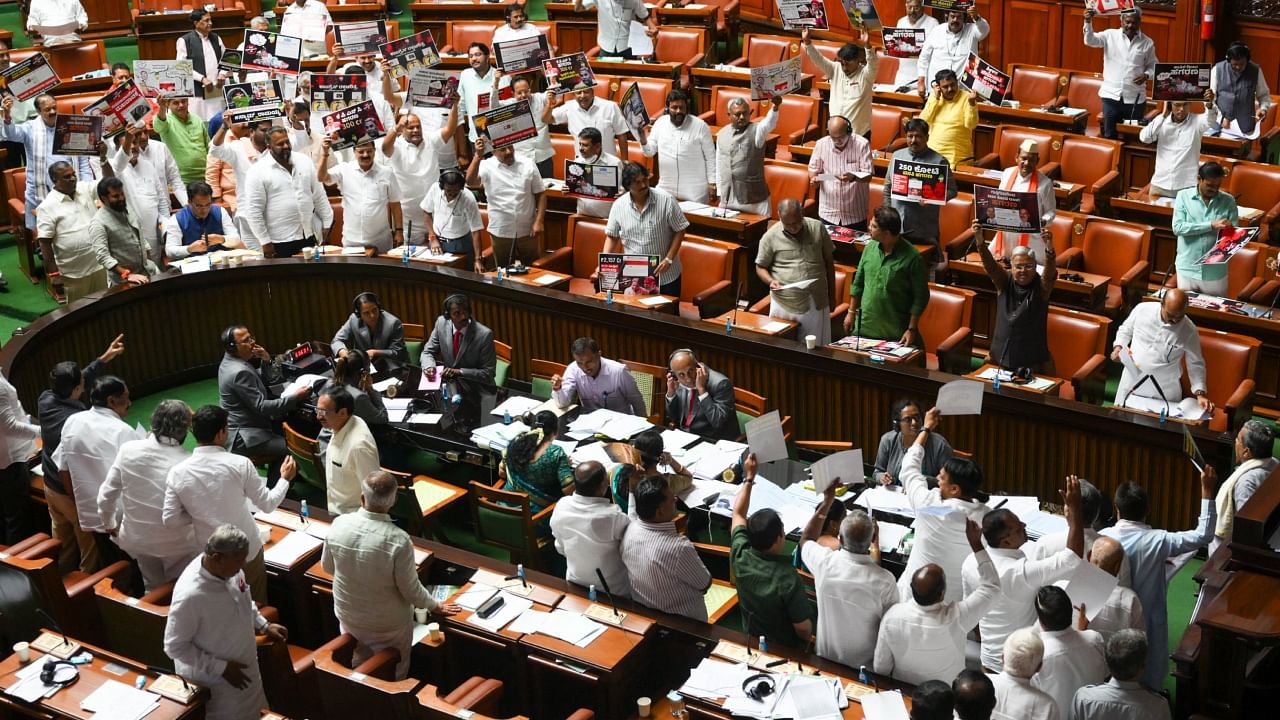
[570,442,614,467]
[660,428,700,451]
[465,592,533,633]
[470,421,531,450]
[680,658,755,699]
[80,680,161,720]
[854,486,917,517]
[455,584,498,610]
[7,660,61,702]
[263,531,323,566]
[536,610,607,647]
[772,675,846,720]
[709,477,819,534]
[877,521,911,553]
[489,396,543,418]
[687,446,746,481]
[745,410,788,464]
[282,373,327,398]
[861,690,910,720]
[976,368,1056,392]
[371,376,399,393]
[568,409,653,440]
[1121,395,1208,420]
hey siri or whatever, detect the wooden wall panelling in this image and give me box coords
[1060,5,1108,74]
[1228,20,1280,96]
[999,0,1062,69]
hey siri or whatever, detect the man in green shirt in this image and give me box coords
[153,97,210,185]
[845,205,930,344]
[729,453,813,649]
[1171,160,1239,297]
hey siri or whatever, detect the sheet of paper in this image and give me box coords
[780,676,843,720]
[861,690,911,720]
[405,412,443,425]
[465,592,532,633]
[383,398,412,421]
[489,395,543,417]
[570,441,614,467]
[1063,558,1118,621]
[937,378,984,415]
[810,449,863,493]
[761,321,792,333]
[778,278,817,290]
[538,609,606,646]
[372,376,399,392]
[680,657,753,698]
[637,295,670,306]
[533,273,560,286]
[661,428,701,451]
[854,486,916,516]
[627,20,654,56]
[1117,345,1141,376]
[507,608,550,634]
[745,410,788,464]
[877,521,911,552]
[455,583,498,610]
[263,530,323,566]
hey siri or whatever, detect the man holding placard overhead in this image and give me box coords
[1083,4,1157,139]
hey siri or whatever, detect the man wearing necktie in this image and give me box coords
[422,294,496,387]
[663,349,738,441]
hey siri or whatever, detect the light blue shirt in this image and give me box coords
[1171,187,1239,281]
[552,356,647,417]
[1101,499,1214,690]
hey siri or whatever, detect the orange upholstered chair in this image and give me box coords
[1062,72,1106,137]
[870,104,911,154]
[676,236,739,319]
[1056,135,1122,214]
[976,126,1062,176]
[589,75,621,102]
[939,192,977,260]
[442,22,501,55]
[1185,328,1260,433]
[698,85,751,127]
[1047,210,1089,256]
[1057,218,1151,316]
[53,92,102,115]
[1008,64,1067,108]
[550,133,576,181]
[917,283,975,374]
[650,27,707,87]
[528,21,558,51]
[12,41,107,81]
[729,34,794,68]
[1224,159,1280,244]
[874,51,900,86]
[532,214,606,295]
[763,159,816,220]
[749,262,855,340]
[1046,306,1111,403]
[627,77,675,120]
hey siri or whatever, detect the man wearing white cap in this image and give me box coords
[988,139,1055,262]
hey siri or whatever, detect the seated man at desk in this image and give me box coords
[844,206,929,346]
[973,225,1057,376]
[1172,161,1238,296]
[1111,289,1212,414]
[552,337,646,415]
[163,182,243,260]
[331,291,409,374]
[986,139,1056,262]
[664,349,737,441]
[421,293,496,388]
[621,475,712,621]
[217,325,312,473]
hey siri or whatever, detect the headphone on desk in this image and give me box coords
[40,659,79,688]
[351,291,381,316]
[742,673,776,703]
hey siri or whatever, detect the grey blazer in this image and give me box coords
[330,310,408,372]
[420,317,496,387]
[664,364,738,441]
[218,354,299,449]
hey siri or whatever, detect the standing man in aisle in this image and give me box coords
[756,199,837,344]
[1083,5,1157,139]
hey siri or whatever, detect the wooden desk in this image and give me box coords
[482,267,572,291]
[701,309,798,339]
[965,363,1064,397]
[1114,122,1250,192]
[588,58,682,82]
[410,1,508,45]
[591,291,677,310]
[377,250,469,269]
[828,336,923,365]
[1111,194,1265,289]
[948,256,1108,344]
[543,2,595,55]
[872,87,925,110]
[258,514,326,646]
[135,11,248,61]
[654,4,719,41]
[0,632,207,720]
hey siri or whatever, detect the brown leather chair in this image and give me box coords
[698,85,750,127]
[3,168,37,283]
[1224,159,1280,244]
[529,21,558,51]
[729,34,794,69]
[601,27,705,88]
[588,74,620,102]
[874,51,900,86]
[53,92,103,115]
[312,633,420,719]
[772,94,821,157]
[628,77,675,121]
[1056,135,1122,214]
[799,38,841,80]
[531,214,605,295]
[1046,306,1111,403]
[93,577,174,671]
[0,550,132,645]
[676,235,739,319]
[939,192,977,260]
[550,133,576,181]
[1062,72,1105,137]
[976,126,1062,177]
[1008,64,1067,108]
[441,22,502,55]
[763,159,816,220]
[1186,328,1260,434]
[1058,218,1151,316]
[1047,210,1089,256]
[694,0,741,55]
[749,262,854,341]
[917,283,975,374]
[870,104,911,154]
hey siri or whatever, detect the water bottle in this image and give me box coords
[606,289,613,305]
[1159,406,1168,425]
[725,317,733,335]
[135,675,147,690]
[300,500,309,524]
[401,243,410,266]
[588,584,597,602]
[859,665,869,685]
[758,635,767,655]
[992,373,1001,391]
[517,564,526,583]
[503,408,512,425]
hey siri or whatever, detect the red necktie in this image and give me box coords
[452,328,462,358]
[685,390,696,428]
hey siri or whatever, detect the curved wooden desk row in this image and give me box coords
[0,258,1224,529]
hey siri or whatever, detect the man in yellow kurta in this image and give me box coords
[919,69,978,169]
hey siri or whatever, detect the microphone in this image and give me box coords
[35,608,69,649]
[594,568,622,618]
[1158,260,1177,297]
[730,281,744,330]
[854,307,863,351]
[1264,286,1279,320]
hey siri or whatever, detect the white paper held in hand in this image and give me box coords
[745,410,788,463]
[1063,557,1119,622]
[937,379,984,415]
[810,449,863,493]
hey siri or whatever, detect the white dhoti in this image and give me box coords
[769,295,831,345]
[340,620,415,680]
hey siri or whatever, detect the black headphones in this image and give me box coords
[667,347,700,366]
[40,659,79,688]
[441,293,468,318]
[439,168,465,189]
[221,325,240,353]
[1226,41,1250,62]
[742,673,776,702]
[351,291,380,316]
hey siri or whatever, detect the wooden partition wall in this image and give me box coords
[0,259,1229,530]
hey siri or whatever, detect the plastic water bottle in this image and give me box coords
[135,675,146,690]
[588,584,597,602]
[725,317,733,335]
[503,408,512,425]
[402,243,411,266]
[859,665,869,685]
[758,635,767,654]
[605,289,613,305]
[312,242,322,261]
[517,564,526,583]
[1159,406,1168,425]
[992,373,1002,391]
[300,500,309,523]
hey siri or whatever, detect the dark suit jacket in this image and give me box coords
[664,364,738,441]
[420,317,496,387]
[330,310,408,372]
[218,354,300,449]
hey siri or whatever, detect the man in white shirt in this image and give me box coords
[457,43,498,152]
[891,0,939,88]
[129,126,187,209]
[381,99,460,243]
[637,89,715,203]
[574,0,656,60]
[874,518,999,685]
[799,483,896,669]
[163,405,292,605]
[551,89,631,161]
[52,375,140,572]
[1031,478,1131,587]
[962,475,1083,672]
[571,127,623,218]
[1031,585,1108,718]
[317,387,380,515]
[492,4,545,46]
[917,7,990,97]
[465,136,545,267]
[1111,289,1212,413]
[98,400,200,591]
[323,470,461,679]
[0,372,41,544]
[1139,95,1217,199]
[238,126,333,257]
[1071,630,1172,720]
[550,460,631,597]
[107,129,170,263]
[35,158,112,302]
[318,139,403,253]
[26,0,87,46]
[716,97,780,216]
[1083,6,1158,139]
[164,525,288,720]
[987,139,1056,261]
[498,74,555,178]
[1082,536,1144,641]
[0,93,93,234]
[990,629,1059,720]
[802,28,877,138]
[175,9,228,121]
[422,168,485,272]
[209,114,271,219]
[281,0,332,25]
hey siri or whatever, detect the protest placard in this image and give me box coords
[311,74,368,115]
[408,68,459,108]
[380,30,442,80]
[223,79,286,123]
[1152,63,1211,101]
[883,28,925,58]
[83,81,152,138]
[0,53,61,101]
[542,53,596,94]
[974,185,1043,233]
[566,160,620,201]
[241,30,304,75]
[473,100,538,148]
[1196,226,1260,266]
[334,20,390,56]
[598,253,660,294]
[750,57,802,100]
[494,35,552,73]
[51,114,102,156]
[777,0,829,29]
[960,53,1010,105]
[842,0,881,31]
[889,158,948,205]
[322,99,385,150]
[619,82,650,137]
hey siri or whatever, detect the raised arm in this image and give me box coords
[973,222,1009,291]
[730,453,758,530]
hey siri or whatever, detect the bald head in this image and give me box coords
[911,563,946,606]
[1090,536,1125,577]
[1160,288,1188,325]
[777,198,803,220]
[573,459,608,496]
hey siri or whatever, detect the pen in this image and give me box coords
[993,498,1008,510]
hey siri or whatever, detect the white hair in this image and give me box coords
[1003,628,1044,678]
[361,471,399,513]
[1011,244,1037,263]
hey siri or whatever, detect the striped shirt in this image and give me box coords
[808,134,874,226]
[620,519,711,621]
[605,186,689,284]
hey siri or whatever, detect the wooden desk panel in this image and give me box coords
[543,3,595,55]
[135,13,248,61]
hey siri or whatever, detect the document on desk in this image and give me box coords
[405,412,443,425]
[773,675,844,720]
[1063,559,1118,622]
[383,398,412,421]
[80,680,161,720]
[877,521,911,552]
[489,395,543,418]
[507,608,550,634]
[263,531,323,566]
[660,428,701,451]
[937,378,984,415]
[455,583,498,610]
[254,509,303,531]
[854,486,916,517]
[538,609,606,647]
[372,376,400,393]
[466,592,532,633]
[745,410,788,463]
[861,690,911,720]
[810,449,863,493]
[570,442,614,467]
[680,657,754,699]
[6,660,59,702]
[1121,394,1207,420]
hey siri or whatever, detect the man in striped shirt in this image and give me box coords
[604,162,689,297]
[808,115,874,231]
[620,475,711,621]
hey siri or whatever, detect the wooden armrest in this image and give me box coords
[692,279,733,317]
[353,647,400,679]
[1056,246,1083,267]
[3,533,51,557]
[830,300,849,318]
[443,676,504,714]
[140,581,175,605]
[945,228,976,258]
[531,501,557,524]
[1118,260,1149,287]
[1090,169,1120,196]
[66,560,131,598]
[794,440,852,452]
[19,537,62,562]
[1237,278,1264,301]
[531,246,572,272]
[935,326,972,375]
[684,52,706,69]
[691,541,730,559]
[697,109,716,124]
[974,152,1000,169]
[1225,379,1256,433]
[565,710,595,720]
[1262,202,1280,227]
[727,57,748,67]
[1247,279,1279,306]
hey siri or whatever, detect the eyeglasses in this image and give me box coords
[315,407,329,418]
[899,415,922,425]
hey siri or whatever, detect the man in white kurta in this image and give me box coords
[987,139,1057,261]
[917,8,990,96]
[108,131,170,263]
[165,525,287,720]
[319,141,403,254]
[638,91,715,203]
[891,0,939,88]
[571,128,622,218]
[318,387,381,515]
[1138,98,1217,198]
[323,471,461,679]
[990,628,1059,720]
[98,400,201,591]
[1078,536,1144,642]
[1111,289,1211,412]
[1031,585,1108,718]
[380,101,459,243]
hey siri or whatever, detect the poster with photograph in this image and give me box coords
[598,253,660,294]
[223,79,286,123]
[842,0,881,31]
[1195,225,1260,265]
[777,0,829,29]
[750,57,802,101]
[473,100,538,148]
[322,99,385,150]
[218,49,246,74]
[408,68,459,108]
[133,60,195,98]
[959,53,1010,105]
[334,20,389,56]
[311,74,368,115]
[0,53,60,101]
[883,28,925,58]
[380,30,442,80]
[924,0,972,9]
[889,158,948,205]
[494,35,552,73]
[241,30,304,75]
[51,114,102,156]
[1090,0,1135,15]
[1152,63,1211,101]
[542,53,596,94]
[280,13,327,57]
[974,185,1043,233]
[83,81,151,138]
[565,160,620,201]
[619,82,650,137]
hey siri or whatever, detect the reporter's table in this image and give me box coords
[964,363,1064,397]
[1110,194,1265,288]
[701,309,798,339]
[0,631,208,720]
[947,255,1109,345]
